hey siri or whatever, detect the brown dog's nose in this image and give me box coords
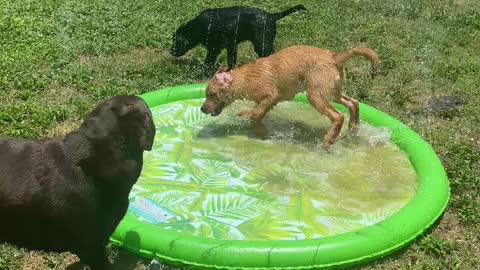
[200,106,207,114]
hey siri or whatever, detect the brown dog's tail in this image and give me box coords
[334,47,380,77]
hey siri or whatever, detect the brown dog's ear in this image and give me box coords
[216,64,229,74]
[215,72,233,88]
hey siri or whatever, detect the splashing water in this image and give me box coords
[262,16,267,55]
[130,99,417,241]
[233,11,241,49]
[204,10,214,50]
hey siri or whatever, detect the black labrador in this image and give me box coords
[0,96,155,270]
[170,4,306,70]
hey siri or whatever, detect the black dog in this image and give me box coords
[0,96,155,270]
[170,4,306,70]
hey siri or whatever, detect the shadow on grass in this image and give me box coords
[65,231,149,270]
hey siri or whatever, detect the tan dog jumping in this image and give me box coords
[200,45,379,148]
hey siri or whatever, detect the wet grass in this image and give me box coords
[1,0,479,269]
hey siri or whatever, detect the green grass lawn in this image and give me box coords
[1,0,479,269]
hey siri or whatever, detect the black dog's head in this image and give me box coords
[170,25,197,57]
[80,96,155,151]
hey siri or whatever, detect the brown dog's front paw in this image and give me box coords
[322,143,331,151]
[255,131,268,140]
[322,138,334,151]
[348,125,359,136]
[254,126,268,139]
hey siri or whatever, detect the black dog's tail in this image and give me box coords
[270,5,307,21]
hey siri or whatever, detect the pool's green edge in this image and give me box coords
[110,84,450,269]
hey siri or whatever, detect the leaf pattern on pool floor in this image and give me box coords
[128,99,417,240]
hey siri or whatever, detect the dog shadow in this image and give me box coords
[196,117,331,147]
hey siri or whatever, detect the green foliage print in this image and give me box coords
[128,99,417,240]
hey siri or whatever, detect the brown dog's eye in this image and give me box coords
[208,92,216,97]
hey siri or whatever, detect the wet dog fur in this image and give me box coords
[200,45,379,148]
[0,96,155,270]
[170,5,306,70]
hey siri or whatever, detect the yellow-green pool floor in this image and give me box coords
[128,99,417,240]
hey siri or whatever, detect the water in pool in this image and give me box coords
[128,99,417,240]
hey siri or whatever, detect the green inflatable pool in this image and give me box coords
[111,84,450,269]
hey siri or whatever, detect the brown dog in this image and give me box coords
[200,45,379,148]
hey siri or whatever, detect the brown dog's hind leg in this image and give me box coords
[307,89,344,149]
[337,93,359,133]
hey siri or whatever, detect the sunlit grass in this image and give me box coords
[1,0,479,269]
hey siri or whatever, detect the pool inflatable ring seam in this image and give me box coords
[111,84,450,269]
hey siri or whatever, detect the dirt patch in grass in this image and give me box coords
[112,47,165,67]
[45,121,80,137]
[435,210,466,240]
[40,86,78,105]
[435,210,479,252]
[1,89,21,103]
[22,252,47,270]
[56,253,80,270]
[359,209,480,270]
[79,54,97,66]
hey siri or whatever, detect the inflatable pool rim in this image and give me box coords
[111,84,450,269]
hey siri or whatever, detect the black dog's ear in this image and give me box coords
[81,117,110,140]
[82,97,155,150]
[81,101,117,140]
[136,113,155,151]
[114,101,155,151]
[111,102,135,117]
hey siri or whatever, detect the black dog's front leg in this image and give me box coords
[202,46,222,75]
[226,44,238,69]
[204,47,221,67]
[253,25,276,57]
[77,245,112,270]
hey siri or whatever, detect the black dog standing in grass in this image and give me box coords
[0,96,155,270]
[170,5,306,71]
